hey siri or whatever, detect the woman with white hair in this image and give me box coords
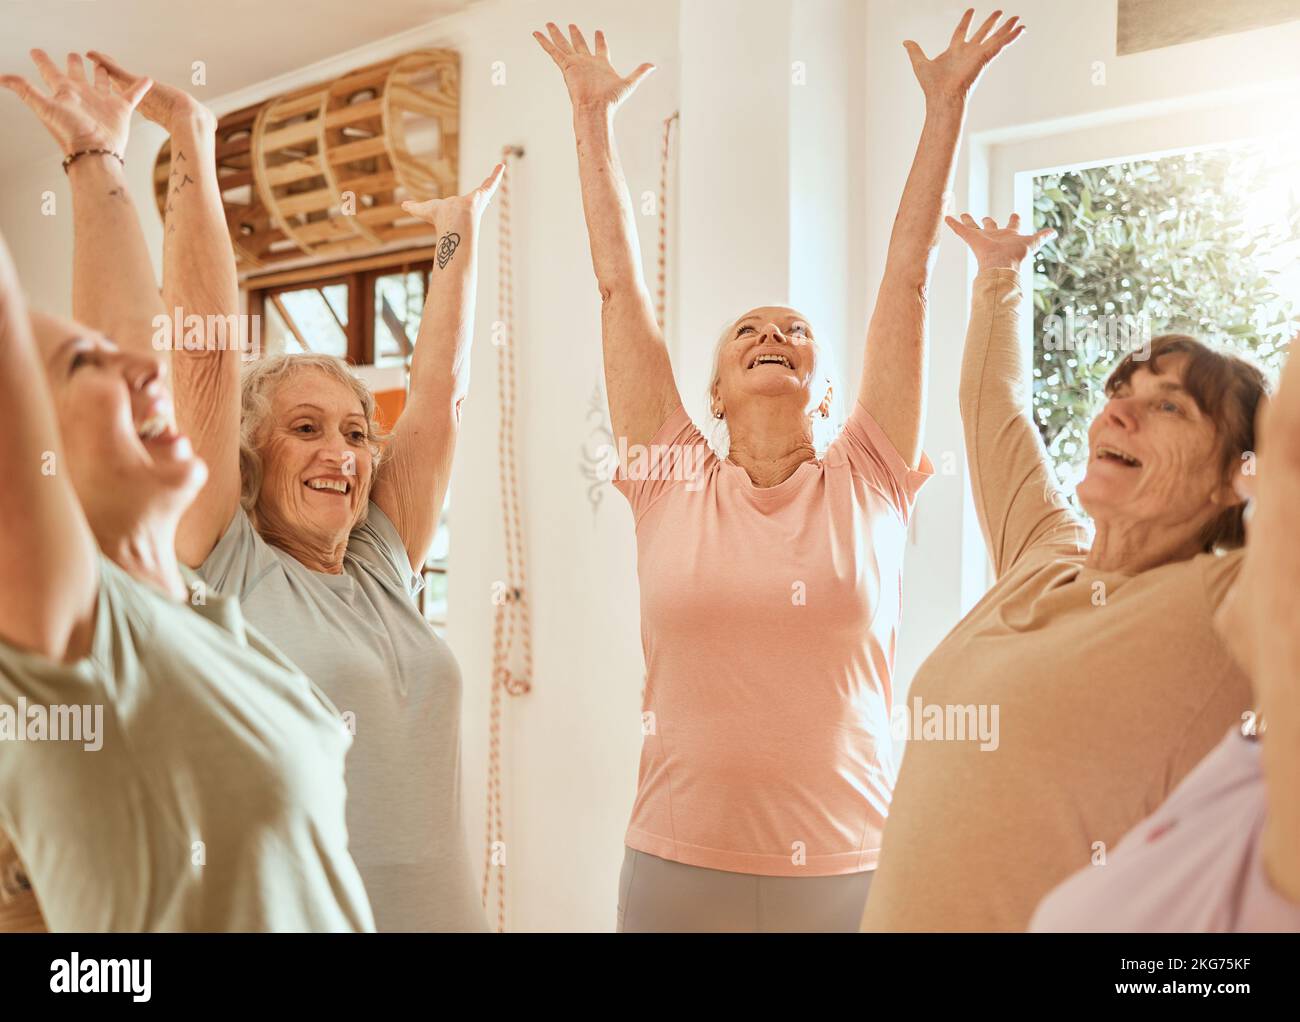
[80,54,499,931]
[534,9,1025,931]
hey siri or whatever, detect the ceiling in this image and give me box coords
[0,0,479,174]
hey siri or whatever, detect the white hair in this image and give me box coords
[702,316,843,457]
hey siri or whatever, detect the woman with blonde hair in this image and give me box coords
[534,10,1024,930]
[79,51,501,932]
[0,51,371,931]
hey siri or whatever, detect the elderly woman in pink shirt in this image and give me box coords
[534,10,1025,931]
[1031,337,1300,933]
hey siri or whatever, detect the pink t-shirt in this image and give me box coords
[1030,726,1300,932]
[612,401,932,876]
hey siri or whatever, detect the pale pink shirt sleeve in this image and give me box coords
[826,399,934,524]
[610,406,715,523]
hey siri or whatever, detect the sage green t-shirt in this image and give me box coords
[0,556,375,932]
[200,503,486,933]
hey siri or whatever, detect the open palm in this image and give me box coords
[945,213,1055,270]
[906,9,1025,102]
[533,23,654,113]
[0,49,148,156]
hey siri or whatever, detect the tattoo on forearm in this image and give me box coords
[107,187,127,202]
[436,231,461,269]
[171,173,195,195]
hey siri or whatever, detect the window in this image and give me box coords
[1030,138,1300,494]
[248,257,432,364]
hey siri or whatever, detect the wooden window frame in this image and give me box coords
[245,250,434,367]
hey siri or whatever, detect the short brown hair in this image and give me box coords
[1105,334,1269,552]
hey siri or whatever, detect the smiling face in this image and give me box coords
[1077,352,1238,544]
[711,306,821,419]
[253,367,374,555]
[31,311,206,535]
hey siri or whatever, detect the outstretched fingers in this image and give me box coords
[970,9,1004,44]
[594,30,609,58]
[985,19,1026,58]
[86,50,138,92]
[568,24,592,55]
[950,8,975,45]
[0,74,54,118]
[944,214,980,240]
[545,22,573,55]
[625,62,656,90]
[28,49,63,91]
[477,162,505,204]
[65,52,87,83]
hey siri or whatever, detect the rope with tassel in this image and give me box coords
[483,144,532,933]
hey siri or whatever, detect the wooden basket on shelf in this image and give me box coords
[154,49,459,276]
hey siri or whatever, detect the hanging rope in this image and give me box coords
[483,144,532,933]
[655,112,679,330]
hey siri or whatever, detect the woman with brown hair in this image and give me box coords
[863,212,1267,931]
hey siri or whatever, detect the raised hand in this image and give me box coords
[905,9,1025,103]
[86,50,214,132]
[945,212,1054,270]
[0,49,149,157]
[532,23,654,114]
[401,162,504,231]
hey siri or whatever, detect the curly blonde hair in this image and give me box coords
[239,354,388,526]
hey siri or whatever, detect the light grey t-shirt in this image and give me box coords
[201,503,486,932]
[0,556,374,932]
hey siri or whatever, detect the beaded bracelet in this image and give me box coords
[62,148,124,173]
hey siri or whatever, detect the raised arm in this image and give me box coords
[859,10,1025,468]
[1240,338,1300,904]
[88,53,244,568]
[368,166,501,572]
[1,50,161,354]
[0,232,98,662]
[533,23,680,449]
[945,214,1084,577]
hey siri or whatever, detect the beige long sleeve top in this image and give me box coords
[862,268,1251,932]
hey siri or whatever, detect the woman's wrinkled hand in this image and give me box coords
[0,49,149,158]
[86,51,215,133]
[944,212,1055,271]
[906,9,1025,105]
[532,23,654,115]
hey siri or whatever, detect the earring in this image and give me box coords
[714,408,724,420]
[817,380,833,419]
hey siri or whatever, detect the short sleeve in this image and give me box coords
[347,501,424,599]
[610,405,717,524]
[199,508,279,600]
[826,400,934,523]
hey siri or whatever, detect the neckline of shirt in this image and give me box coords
[720,457,820,499]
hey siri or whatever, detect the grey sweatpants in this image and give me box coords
[616,847,873,933]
